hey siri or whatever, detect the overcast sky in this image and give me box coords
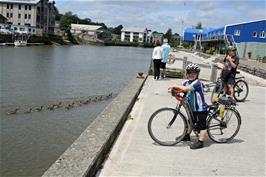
[55,0,265,34]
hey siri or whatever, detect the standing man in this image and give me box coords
[160,38,171,78]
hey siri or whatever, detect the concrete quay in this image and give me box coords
[42,50,265,177]
[98,76,265,176]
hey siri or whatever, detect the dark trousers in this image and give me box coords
[153,59,161,79]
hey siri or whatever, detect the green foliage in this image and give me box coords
[109,25,123,35]
[195,22,203,29]
[98,30,112,41]
[182,41,192,48]
[66,30,78,44]
[163,28,179,47]
[59,11,77,31]
[206,47,216,55]
[54,6,63,21]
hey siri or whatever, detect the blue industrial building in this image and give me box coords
[183,19,266,60]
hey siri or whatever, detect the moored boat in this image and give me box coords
[14,40,27,47]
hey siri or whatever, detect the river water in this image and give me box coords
[0,45,152,177]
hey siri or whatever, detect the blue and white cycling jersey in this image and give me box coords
[182,79,208,112]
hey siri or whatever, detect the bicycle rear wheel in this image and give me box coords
[233,80,249,102]
[148,107,187,146]
[207,107,241,143]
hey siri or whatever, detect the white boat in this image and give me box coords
[14,40,27,47]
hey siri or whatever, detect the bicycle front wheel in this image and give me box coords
[207,107,241,143]
[233,80,249,102]
[148,107,187,146]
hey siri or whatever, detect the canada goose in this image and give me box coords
[24,108,33,114]
[54,102,62,109]
[7,108,19,115]
[77,100,83,106]
[83,99,90,104]
[35,106,44,112]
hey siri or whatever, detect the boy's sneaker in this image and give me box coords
[190,140,203,149]
[176,134,190,141]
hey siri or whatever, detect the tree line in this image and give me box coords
[55,8,196,47]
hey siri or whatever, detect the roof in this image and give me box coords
[184,27,215,35]
[0,14,7,20]
[121,27,147,33]
[71,24,102,31]
[0,0,39,4]
[225,19,266,27]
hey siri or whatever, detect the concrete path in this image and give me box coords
[98,77,265,176]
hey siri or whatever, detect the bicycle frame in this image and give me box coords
[170,91,207,135]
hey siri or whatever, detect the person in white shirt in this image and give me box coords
[152,40,163,80]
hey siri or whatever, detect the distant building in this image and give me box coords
[70,24,103,40]
[184,19,266,59]
[121,27,148,43]
[0,23,37,34]
[0,0,56,34]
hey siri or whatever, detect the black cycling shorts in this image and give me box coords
[160,62,166,69]
[192,111,208,130]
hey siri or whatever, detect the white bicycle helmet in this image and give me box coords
[186,63,200,73]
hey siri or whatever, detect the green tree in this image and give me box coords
[195,22,203,29]
[54,6,63,21]
[110,25,123,35]
[59,11,75,31]
[164,28,173,41]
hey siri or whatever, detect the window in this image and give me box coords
[28,14,31,19]
[10,4,13,9]
[29,28,31,32]
[259,31,265,38]
[25,14,27,19]
[25,23,30,26]
[25,5,27,10]
[18,14,21,18]
[19,4,21,10]
[7,4,9,9]
[18,23,20,25]
[6,13,9,18]
[253,31,257,37]
[32,29,35,32]
[29,5,31,10]
[14,27,17,30]
[10,13,13,18]
[234,29,240,36]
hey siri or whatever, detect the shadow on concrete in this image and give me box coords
[203,138,245,147]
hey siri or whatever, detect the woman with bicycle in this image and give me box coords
[221,46,239,101]
[168,63,208,149]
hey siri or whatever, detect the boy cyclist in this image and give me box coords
[168,63,208,149]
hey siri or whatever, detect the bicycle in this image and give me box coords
[147,89,241,146]
[205,71,249,102]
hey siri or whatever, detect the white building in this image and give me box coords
[0,0,56,34]
[121,27,148,43]
[70,24,103,40]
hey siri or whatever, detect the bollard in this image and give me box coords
[148,58,154,75]
[210,64,218,82]
[183,56,188,71]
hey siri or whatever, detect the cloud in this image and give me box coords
[55,0,265,34]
